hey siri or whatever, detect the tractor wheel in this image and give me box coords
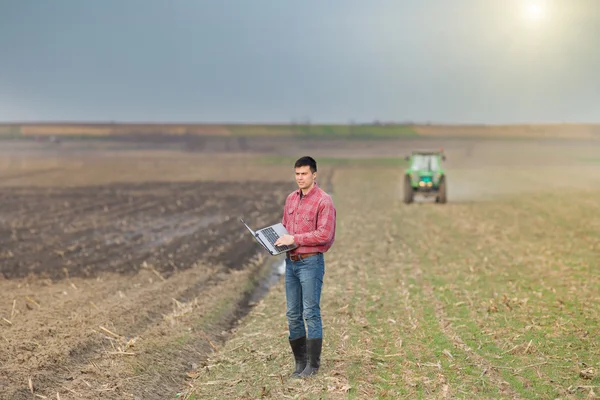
[436,176,447,204]
[403,174,414,204]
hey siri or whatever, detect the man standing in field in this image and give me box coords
[274,156,336,379]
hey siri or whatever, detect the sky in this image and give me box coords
[1,0,599,124]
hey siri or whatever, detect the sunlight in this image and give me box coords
[522,0,547,22]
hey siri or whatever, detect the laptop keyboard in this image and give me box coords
[263,227,295,251]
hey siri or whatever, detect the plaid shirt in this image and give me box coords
[282,182,336,255]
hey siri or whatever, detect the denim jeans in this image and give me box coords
[285,253,325,340]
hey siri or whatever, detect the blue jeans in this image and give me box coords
[285,253,325,340]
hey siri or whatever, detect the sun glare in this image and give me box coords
[522,1,546,22]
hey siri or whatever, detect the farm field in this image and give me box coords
[1,134,600,399]
[3,122,600,140]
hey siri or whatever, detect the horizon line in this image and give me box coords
[1,120,599,126]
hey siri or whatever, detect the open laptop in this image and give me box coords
[240,218,298,255]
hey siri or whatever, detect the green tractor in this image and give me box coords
[402,149,447,204]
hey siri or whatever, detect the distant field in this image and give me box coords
[229,124,418,138]
[0,123,417,138]
[2,122,600,139]
[257,155,410,168]
[413,124,600,139]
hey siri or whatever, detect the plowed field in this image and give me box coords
[0,147,299,399]
[2,136,600,400]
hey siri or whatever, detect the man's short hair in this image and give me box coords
[294,156,317,173]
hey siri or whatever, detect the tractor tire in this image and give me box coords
[403,174,414,204]
[436,176,447,204]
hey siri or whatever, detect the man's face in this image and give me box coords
[295,165,316,190]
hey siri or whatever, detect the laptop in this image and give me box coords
[240,218,298,255]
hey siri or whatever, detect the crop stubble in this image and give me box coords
[186,149,600,399]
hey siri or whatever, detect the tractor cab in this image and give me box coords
[402,149,447,204]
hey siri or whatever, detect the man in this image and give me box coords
[274,156,336,379]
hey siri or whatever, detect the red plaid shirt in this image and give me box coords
[282,182,336,255]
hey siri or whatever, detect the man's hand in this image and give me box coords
[274,234,295,247]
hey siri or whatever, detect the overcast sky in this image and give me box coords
[1,0,599,124]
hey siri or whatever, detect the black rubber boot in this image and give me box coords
[289,336,307,378]
[298,338,322,378]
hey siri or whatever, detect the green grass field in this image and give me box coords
[183,167,600,400]
[0,123,419,138]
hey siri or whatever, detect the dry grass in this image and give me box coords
[0,253,275,399]
[184,166,600,399]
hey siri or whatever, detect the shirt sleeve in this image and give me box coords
[282,197,289,230]
[293,197,336,246]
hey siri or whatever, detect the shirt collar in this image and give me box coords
[297,181,319,198]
